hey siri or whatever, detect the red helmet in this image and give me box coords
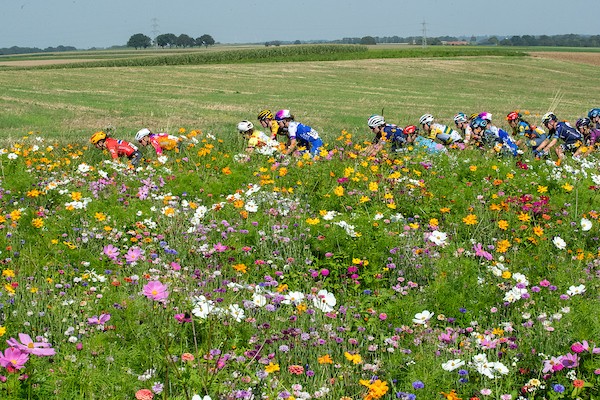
[506,111,520,121]
[404,125,418,135]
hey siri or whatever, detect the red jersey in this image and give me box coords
[104,138,138,159]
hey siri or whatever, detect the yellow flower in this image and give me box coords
[306,218,320,225]
[537,185,548,193]
[518,212,531,222]
[368,182,378,192]
[533,226,544,237]
[440,389,462,400]
[70,192,82,201]
[265,362,280,374]
[318,354,333,364]
[462,214,478,225]
[506,173,514,179]
[498,220,508,230]
[232,263,247,273]
[492,327,504,336]
[386,203,397,210]
[469,165,477,172]
[359,196,370,203]
[0,326,5,336]
[502,270,512,279]
[26,189,41,197]
[2,269,15,278]
[94,212,107,221]
[408,223,419,229]
[276,283,288,293]
[440,207,451,214]
[429,218,439,227]
[31,218,44,228]
[496,239,511,253]
[562,182,573,192]
[279,167,288,177]
[334,186,344,197]
[344,351,362,364]
[9,210,22,221]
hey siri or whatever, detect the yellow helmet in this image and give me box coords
[257,109,274,121]
[90,131,107,144]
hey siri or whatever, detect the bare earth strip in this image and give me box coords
[0,59,98,67]
[530,51,600,66]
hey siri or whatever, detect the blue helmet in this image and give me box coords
[588,108,600,119]
[470,117,488,130]
[576,117,591,129]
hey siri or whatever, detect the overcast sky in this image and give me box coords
[2,0,598,49]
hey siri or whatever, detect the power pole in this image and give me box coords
[151,18,160,48]
[421,20,427,47]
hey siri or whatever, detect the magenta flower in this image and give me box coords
[561,353,578,368]
[0,347,29,370]
[542,356,564,373]
[473,243,493,260]
[102,244,120,260]
[6,334,55,357]
[213,242,228,252]
[571,341,589,354]
[88,313,111,325]
[143,281,169,301]
[124,247,142,263]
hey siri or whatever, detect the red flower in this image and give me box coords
[573,379,585,388]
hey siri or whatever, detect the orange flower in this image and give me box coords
[440,390,462,400]
[222,167,232,175]
[318,354,333,364]
[462,214,477,225]
[573,379,585,388]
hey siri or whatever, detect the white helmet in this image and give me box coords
[367,115,385,128]
[135,128,151,142]
[419,114,434,125]
[237,120,254,133]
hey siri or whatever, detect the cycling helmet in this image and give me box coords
[588,108,600,119]
[135,128,151,142]
[470,117,488,130]
[275,109,291,121]
[468,113,479,121]
[90,131,107,144]
[576,117,591,129]
[506,111,521,121]
[478,112,492,121]
[237,120,254,133]
[453,113,468,124]
[367,114,386,128]
[419,114,434,125]
[257,109,274,120]
[541,112,557,124]
[404,125,418,135]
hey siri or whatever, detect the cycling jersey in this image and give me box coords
[148,133,180,155]
[288,121,323,156]
[105,138,138,159]
[374,124,407,151]
[247,131,271,148]
[480,126,519,156]
[427,123,463,145]
[549,122,583,145]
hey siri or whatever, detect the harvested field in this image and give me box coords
[530,51,600,66]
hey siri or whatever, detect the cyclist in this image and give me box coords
[275,109,324,157]
[237,120,278,154]
[506,111,547,157]
[419,114,463,147]
[257,109,284,140]
[536,112,584,160]
[588,108,600,129]
[135,128,182,157]
[469,117,519,156]
[575,117,600,155]
[362,114,407,156]
[90,131,142,167]
[453,112,473,144]
[403,125,447,154]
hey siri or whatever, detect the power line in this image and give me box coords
[151,18,160,47]
[421,20,427,47]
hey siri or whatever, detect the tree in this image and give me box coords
[197,34,215,48]
[176,34,195,48]
[127,33,151,49]
[156,33,177,48]
[359,36,377,45]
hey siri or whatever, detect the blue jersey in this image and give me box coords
[374,125,406,144]
[287,121,323,156]
[481,127,519,156]
[514,120,545,140]
[550,122,582,145]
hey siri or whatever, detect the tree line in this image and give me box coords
[336,34,600,47]
[0,45,77,55]
[127,33,215,49]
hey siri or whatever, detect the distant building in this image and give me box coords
[441,41,469,46]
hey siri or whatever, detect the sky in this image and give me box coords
[2,0,599,49]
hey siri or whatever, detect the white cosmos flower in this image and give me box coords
[7,153,18,160]
[191,296,215,319]
[567,284,586,296]
[312,289,336,312]
[428,230,448,246]
[282,291,305,305]
[441,359,465,371]
[552,236,566,250]
[252,293,267,307]
[581,218,592,231]
[244,200,258,212]
[158,155,168,164]
[412,310,434,325]
[228,304,245,322]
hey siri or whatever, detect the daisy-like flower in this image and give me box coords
[6,333,56,356]
[282,291,305,305]
[441,359,465,371]
[312,289,336,312]
[567,284,586,296]
[552,236,566,250]
[428,230,448,246]
[581,218,592,231]
[412,310,434,325]
[142,281,169,301]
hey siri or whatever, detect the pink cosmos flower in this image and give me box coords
[88,313,111,325]
[142,281,169,301]
[571,341,589,353]
[6,333,56,356]
[473,243,493,260]
[102,244,120,260]
[561,353,578,369]
[542,356,564,373]
[124,247,142,263]
[213,242,228,252]
[0,347,29,370]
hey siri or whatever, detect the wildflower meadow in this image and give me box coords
[0,126,598,400]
